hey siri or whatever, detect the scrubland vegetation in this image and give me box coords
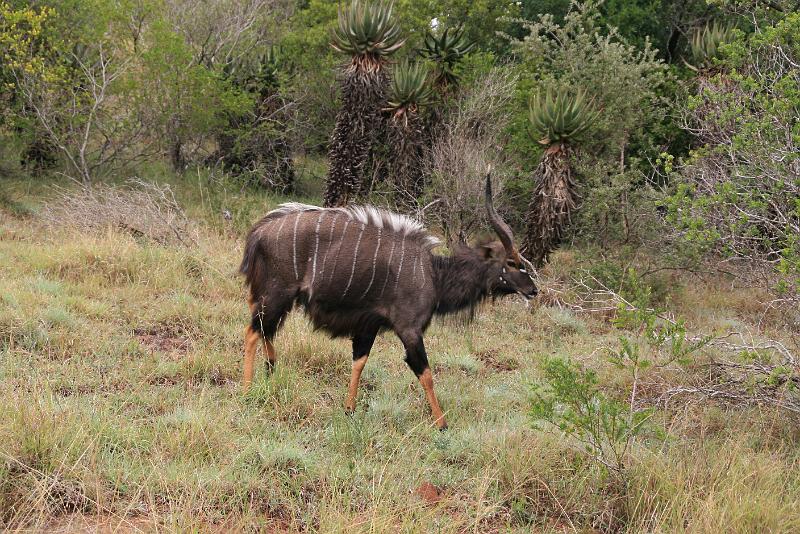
[2,0,799,531]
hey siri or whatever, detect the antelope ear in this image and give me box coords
[478,243,502,259]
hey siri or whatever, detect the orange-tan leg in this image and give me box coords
[398,331,447,430]
[262,337,276,371]
[243,325,260,392]
[345,328,379,413]
[419,368,447,430]
[345,355,369,413]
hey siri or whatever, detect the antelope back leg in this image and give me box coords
[398,331,447,430]
[345,326,380,413]
[254,290,277,372]
[243,324,260,392]
[244,292,293,390]
[262,337,276,372]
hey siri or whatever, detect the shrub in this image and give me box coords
[40,180,195,246]
[425,67,518,243]
[507,1,670,247]
[668,13,800,304]
[530,356,657,474]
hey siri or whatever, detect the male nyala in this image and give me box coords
[240,175,537,429]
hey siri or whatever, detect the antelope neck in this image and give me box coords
[431,252,490,316]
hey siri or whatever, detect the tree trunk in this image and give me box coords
[524,143,579,267]
[169,138,184,172]
[388,110,425,210]
[323,61,388,207]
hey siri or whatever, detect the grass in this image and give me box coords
[1,169,799,532]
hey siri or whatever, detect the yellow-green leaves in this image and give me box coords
[688,22,735,71]
[386,60,433,116]
[0,2,56,81]
[330,0,405,59]
[528,88,598,146]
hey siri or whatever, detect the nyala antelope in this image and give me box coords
[240,175,537,429]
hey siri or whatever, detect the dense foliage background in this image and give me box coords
[3,0,796,303]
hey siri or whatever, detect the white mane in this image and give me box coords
[266,202,440,248]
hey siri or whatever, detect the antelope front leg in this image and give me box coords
[399,331,447,430]
[418,368,446,430]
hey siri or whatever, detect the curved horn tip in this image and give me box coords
[483,173,516,257]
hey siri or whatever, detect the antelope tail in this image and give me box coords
[239,230,267,292]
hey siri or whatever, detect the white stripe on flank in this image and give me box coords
[311,211,325,288]
[393,234,407,294]
[418,255,426,287]
[292,212,302,280]
[329,219,351,284]
[411,250,418,283]
[274,214,289,249]
[342,223,365,297]
[360,227,382,299]
[378,237,397,299]
[319,213,339,282]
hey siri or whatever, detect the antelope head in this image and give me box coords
[482,174,538,300]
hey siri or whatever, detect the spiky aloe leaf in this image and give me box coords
[385,60,434,117]
[386,61,430,205]
[528,88,598,146]
[330,0,405,60]
[224,45,282,92]
[251,45,281,90]
[688,21,735,71]
[420,24,475,87]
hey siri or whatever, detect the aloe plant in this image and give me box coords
[330,0,405,61]
[524,87,597,266]
[420,24,475,90]
[528,88,597,145]
[386,60,434,121]
[225,45,282,95]
[385,60,433,206]
[688,22,735,71]
[218,45,294,192]
[324,1,406,207]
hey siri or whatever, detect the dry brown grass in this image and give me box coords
[40,179,196,246]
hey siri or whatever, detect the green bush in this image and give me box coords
[667,12,800,301]
[530,356,658,474]
[506,1,672,247]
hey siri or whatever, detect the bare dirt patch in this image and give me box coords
[474,349,518,372]
[414,481,443,505]
[134,325,191,355]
